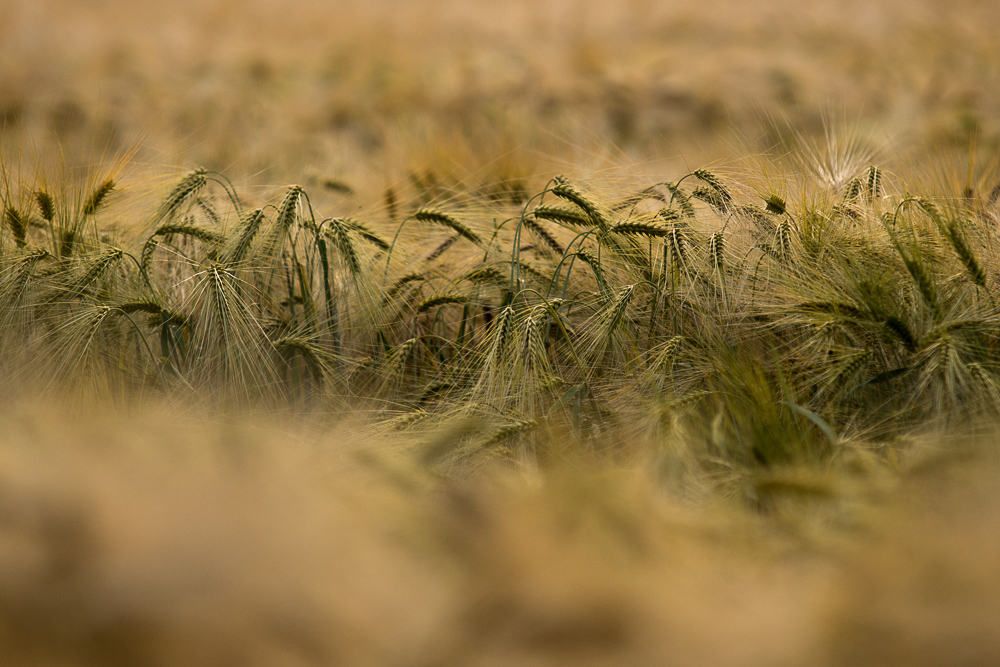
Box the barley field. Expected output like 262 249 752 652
3 0 1000 664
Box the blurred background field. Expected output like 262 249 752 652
3 0 1000 665
3 0 1000 189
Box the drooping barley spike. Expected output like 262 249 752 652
463 267 506 286
74 246 123 295
384 187 399 222
709 231 725 273
523 217 565 255
517 261 553 287
842 177 863 203
1 248 48 311
532 205 591 229
830 349 873 385
609 221 668 237
605 284 635 332
522 314 551 373
480 419 538 449
274 185 304 232
899 250 940 317
796 301 868 321
208 264 234 345
487 305 515 361
656 207 682 224
384 408 428 431
943 219 987 287
155 168 208 224
664 183 696 219
220 208 265 265
915 197 944 228
416 294 467 314
692 169 733 209
385 272 425 302
382 338 416 381
342 219 390 250
573 248 608 292
551 176 609 231
413 209 481 245
196 197 220 226
35 190 55 222
764 193 786 215
82 179 115 216
612 186 665 212
692 187 730 214
4 207 27 248
884 315 918 351
776 221 793 261
152 224 226 246
425 234 458 262
865 166 882 201
140 237 159 279
666 228 689 270
325 218 361 278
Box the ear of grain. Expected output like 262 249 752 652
709 231 725 273
35 190 55 222
609 221 668 237
154 168 208 224
866 166 882 201
4 206 27 248
551 176 609 231
416 294 467 314
532 205 591 229
82 179 115 216
221 208 265 265
325 218 362 279
523 217 565 255
692 169 733 209
413 209 481 245
765 194 786 215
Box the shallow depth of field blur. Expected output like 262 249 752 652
3 0 1000 664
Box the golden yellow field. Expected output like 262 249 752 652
3 0 1000 664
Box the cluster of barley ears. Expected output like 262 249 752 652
3 160 1000 473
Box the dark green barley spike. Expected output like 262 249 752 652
35 190 55 222
866 166 882 201
765 194 786 215
842 178 863 203
4 207 27 248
